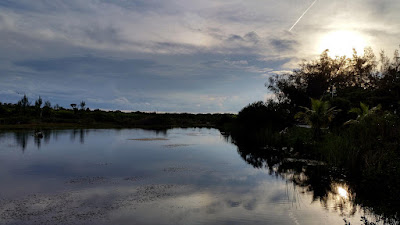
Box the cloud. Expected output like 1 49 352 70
270 38 298 52
14 56 158 74
227 34 245 42
0 0 399 112
226 32 260 45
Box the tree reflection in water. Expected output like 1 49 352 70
222 132 399 225
14 131 30 152
8 128 169 152
10 129 87 152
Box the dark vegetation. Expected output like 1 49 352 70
0 97 234 129
221 48 400 223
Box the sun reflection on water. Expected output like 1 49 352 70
337 186 348 199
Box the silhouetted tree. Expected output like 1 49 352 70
71 103 78 114
348 48 377 88
44 100 51 108
54 104 60 110
370 50 400 113
268 48 378 108
80 101 86 111
35 96 42 108
43 100 52 118
17 94 30 110
35 96 43 118
238 100 293 130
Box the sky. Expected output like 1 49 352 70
0 0 399 113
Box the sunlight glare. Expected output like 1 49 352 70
337 186 348 199
318 30 367 57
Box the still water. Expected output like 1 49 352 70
0 128 383 224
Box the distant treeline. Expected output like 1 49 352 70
0 96 234 129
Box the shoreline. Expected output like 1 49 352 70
0 122 219 130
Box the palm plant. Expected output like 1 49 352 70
344 102 382 125
295 98 339 138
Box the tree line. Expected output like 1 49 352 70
0 96 233 128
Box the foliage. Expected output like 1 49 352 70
80 101 86 110
238 100 293 131
17 95 30 111
267 48 381 108
344 102 382 125
295 98 339 138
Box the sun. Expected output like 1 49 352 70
318 30 367 57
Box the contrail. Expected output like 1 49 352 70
289 0 318 31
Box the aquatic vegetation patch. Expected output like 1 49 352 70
66 176 108 185
0 184 183 224
123 176 146 182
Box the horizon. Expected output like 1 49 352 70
1 0 399 113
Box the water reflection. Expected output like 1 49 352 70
0 128 397 224
8 129 88 151
223 132 399 224
282 164 357 217
337 186 348 199
14 131 29 151
3 128 170 152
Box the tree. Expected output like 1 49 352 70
268 50 344 106
35 96 43 118
71 103 78 114
54 104 60 110
267 48 377 108
370 49 400 113
238 100 293 130
43 100 52 118
338 48 378 89
18 95 30 108
16 94 30 113
35 96 42 108
44 100 51 108
295 98 339 138
80 101 86 111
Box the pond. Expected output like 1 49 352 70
0 128 389 224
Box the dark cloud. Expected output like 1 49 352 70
270 38 298 52
0 1 31 11
227 34 245 42
0 0 93 13
244 32 260 44
14 56 157 74
98 0 177 14
227 32 260 45
153 42 202 54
